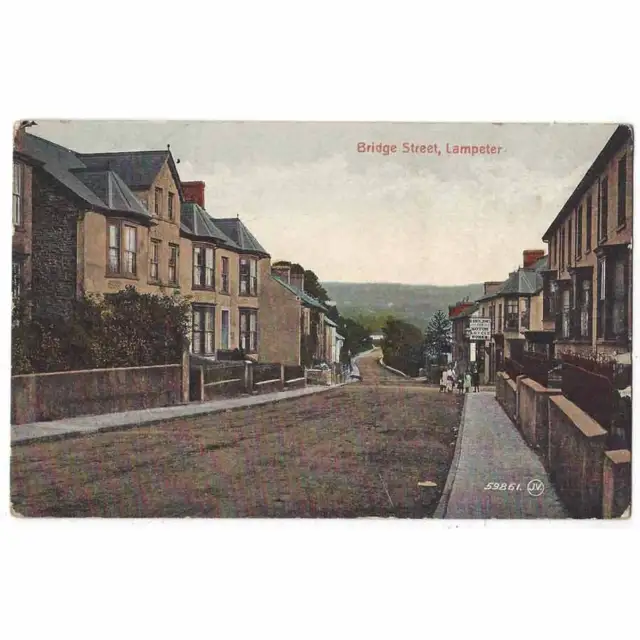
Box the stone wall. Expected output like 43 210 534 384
517 377 562 457
548 395 608 518
12 363 184 425
31 169 83 320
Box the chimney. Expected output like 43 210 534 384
182 181 205 208
272 263 291 284
523 249 546 269
290 268 305 292
483 281 503 296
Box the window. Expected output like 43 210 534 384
239 258 258 295
576 205 582 258
597 252 629 342
220 309 230 350
239 309 258 353
598 176 608 242
617 155 627 227
13 162 24 227
150 240 160 281
168 192 175 221
193 246 214 288
561 289 570 339
12 258 23 302
192 305 215 355
567 217 572 267
124 226 137 275
585 194 592 252
108 223 121 273
489 305 495 334
497 303 503 333
521 297 530 330
154 187 162 216
168 244 179 285
505 298 518 331
221 256 230 293
559 227 565 270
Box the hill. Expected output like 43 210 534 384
322 281 484 331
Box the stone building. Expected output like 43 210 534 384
541 125 633 360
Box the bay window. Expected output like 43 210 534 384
597 247 629 343
107 221 138 277
505 298 518 331
193 246 214 289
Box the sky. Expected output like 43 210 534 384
30 121 617 286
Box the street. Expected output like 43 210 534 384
11 350 463 518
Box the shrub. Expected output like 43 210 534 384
11 286 191 375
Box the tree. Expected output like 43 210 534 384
424 309 452 365
301 267 329 303
381 317 425 377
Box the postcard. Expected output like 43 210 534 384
10 120 632 519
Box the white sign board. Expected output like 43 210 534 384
468 317 492 341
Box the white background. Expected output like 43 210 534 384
1 1 638 639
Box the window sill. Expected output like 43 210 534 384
106 273 139 281
616 222 627 232
192 286 216 292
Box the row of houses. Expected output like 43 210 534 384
450 125 633 383
12 124 344 368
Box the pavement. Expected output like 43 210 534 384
434 391 567 519
11 380 358 446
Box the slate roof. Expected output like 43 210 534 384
272 275 328 312
180 202 239 247
78 149 184 200
542 125 632 241
22 134 151 219
215 218 270 257
475 255 548 301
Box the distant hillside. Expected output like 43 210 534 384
322 281 484 331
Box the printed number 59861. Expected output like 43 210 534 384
483 482 521 491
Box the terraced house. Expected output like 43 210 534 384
180 182 271 359
541 125 633 359
476 250 548 383
13 131 274 362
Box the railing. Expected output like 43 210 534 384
199 361 246 385
520 352 556 387
284 365 304 381
504 357 524 380
253 363 281 384
560 358 632 451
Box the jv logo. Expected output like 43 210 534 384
527 479 545 497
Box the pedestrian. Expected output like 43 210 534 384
446 370 454 393
457 373 464 394
464 371 472 394
440 369 447 392
473 370 480 392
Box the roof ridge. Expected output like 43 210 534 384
78 149 169 158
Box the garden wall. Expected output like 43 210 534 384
12 362 184 425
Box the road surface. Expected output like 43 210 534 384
11 349 463 518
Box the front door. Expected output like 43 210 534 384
221 309 230 350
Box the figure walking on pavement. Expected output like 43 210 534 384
464 371 472 394
473 369 480 392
